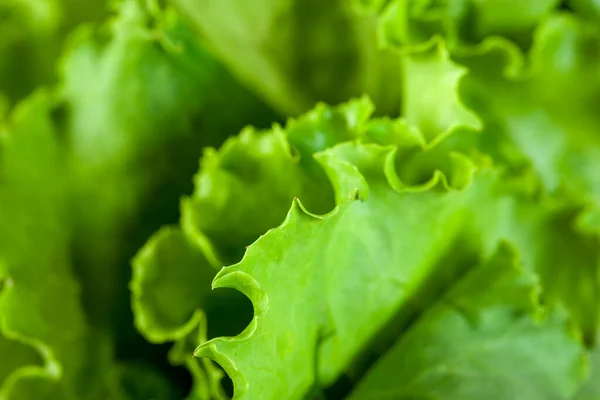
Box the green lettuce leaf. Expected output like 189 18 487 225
0 0 62 106
0 92 83 398
168 0 403 115
348 244 585 400
4 0 600 398
401 37 481 145
1 1 278 397
456 14 600 342
0 92 115 400
193 135 586 399
193 141 475 399
132 36 563 398
378 0 558 50
58 0 277 339
131 227 232 400
575 342 600 400
0 0 106 109
131 30 481 349
182 98 375 263
131 98 374 397
458 15 600 204
568 0 600 20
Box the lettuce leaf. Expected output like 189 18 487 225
458 15 600 203
575 343 600 399
131 31 479 354
192 135 586 399
568 0 600 20
131 98 375 397
0 0 106 109
3 0 600 398
132 39 485 393
378 0 558 50
131 29 600 397
401 38 481 145
59 0 277 338
348 244 584 400
456 14 600 343
1 0 278 398
0 91 113 400
167 0 403 115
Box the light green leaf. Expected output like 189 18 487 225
0 84 181 400
183 98 373 263
457 15 600 341
574 344 600 400
348 244 586 400
0 92 96 399
169 0 403 115
132 227 217 343
0 0 106 109
379 0 558 50
0 0 61 106
401 37 481 145
0 91 85 384
58 0 277 333
193 137 542 399
0 335 43 397
0 1 279 397
458 15 600 202
131 98 375 397
168 318 229 400
569 0 600 21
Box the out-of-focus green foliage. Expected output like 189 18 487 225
1 0 276 398
170 0 404 115
0 0 106 111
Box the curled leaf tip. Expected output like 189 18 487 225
213 270 269 316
